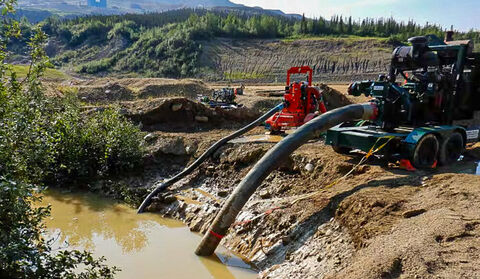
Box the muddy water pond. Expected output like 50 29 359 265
39 190 257 279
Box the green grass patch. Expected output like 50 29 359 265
282 34 389 44
10 64 70 80
224 71 266 80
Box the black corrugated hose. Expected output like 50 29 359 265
195 103 377 256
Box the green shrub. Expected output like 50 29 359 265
107 20 138 41
0 177 119 278
50 94 144 183
78 57 116 74
0 82 144 183
69 20 110 46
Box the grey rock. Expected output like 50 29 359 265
218 190 229 198
195 116 209 123
143 133 155 142
171 103 183 111
305 163 314 172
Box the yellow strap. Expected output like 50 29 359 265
291 135 395 204
366 136 395 159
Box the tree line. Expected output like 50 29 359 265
10 8 479 78
40 8 479 42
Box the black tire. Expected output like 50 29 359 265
412 134 439 169
439 132 464 166
332 145 352 155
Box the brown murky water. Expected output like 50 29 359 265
229 134 286 144
39 190 257 279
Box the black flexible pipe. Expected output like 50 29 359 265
137 103 285 213
195 103 376 256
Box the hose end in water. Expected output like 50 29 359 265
195 231 223 256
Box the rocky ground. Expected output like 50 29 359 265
51 77 480 278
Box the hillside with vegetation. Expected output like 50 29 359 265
9 7 480 81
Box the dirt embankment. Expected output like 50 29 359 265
64 78 267 131
200 38 393 83
73 78 212 104
69 78 353 131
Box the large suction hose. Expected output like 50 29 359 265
195 103 377 256
137 103 285 213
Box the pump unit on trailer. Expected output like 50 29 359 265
326 32 480 169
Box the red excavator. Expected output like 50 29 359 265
265 66 327 133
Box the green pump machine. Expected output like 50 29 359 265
326 32 480 169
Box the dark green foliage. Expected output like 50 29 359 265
115 24 201 77
0 79 144 184
50 94 144 182
78 57 116 74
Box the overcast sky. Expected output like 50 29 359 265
230 0 479 31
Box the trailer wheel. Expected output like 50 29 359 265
332 145 352 155
439 132 464 166
412 134 439 169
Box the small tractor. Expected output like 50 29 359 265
199 86 243 108
326 32 480 169
265 66 327 133
212 87 236 104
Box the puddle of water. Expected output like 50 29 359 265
444 155 480 175
460 161 480 175
38 190 257 279
229 134 285 144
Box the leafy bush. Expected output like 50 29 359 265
0 6 144 185
0 178 119 278
50 93 144 183
0 8 144 183
78 57 116 74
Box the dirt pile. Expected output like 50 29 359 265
318 83 353 110
67 78 270 132
124 97 261 131
74 78 212 104
73 78 353 134
77 82 135 103
331 173 480 278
